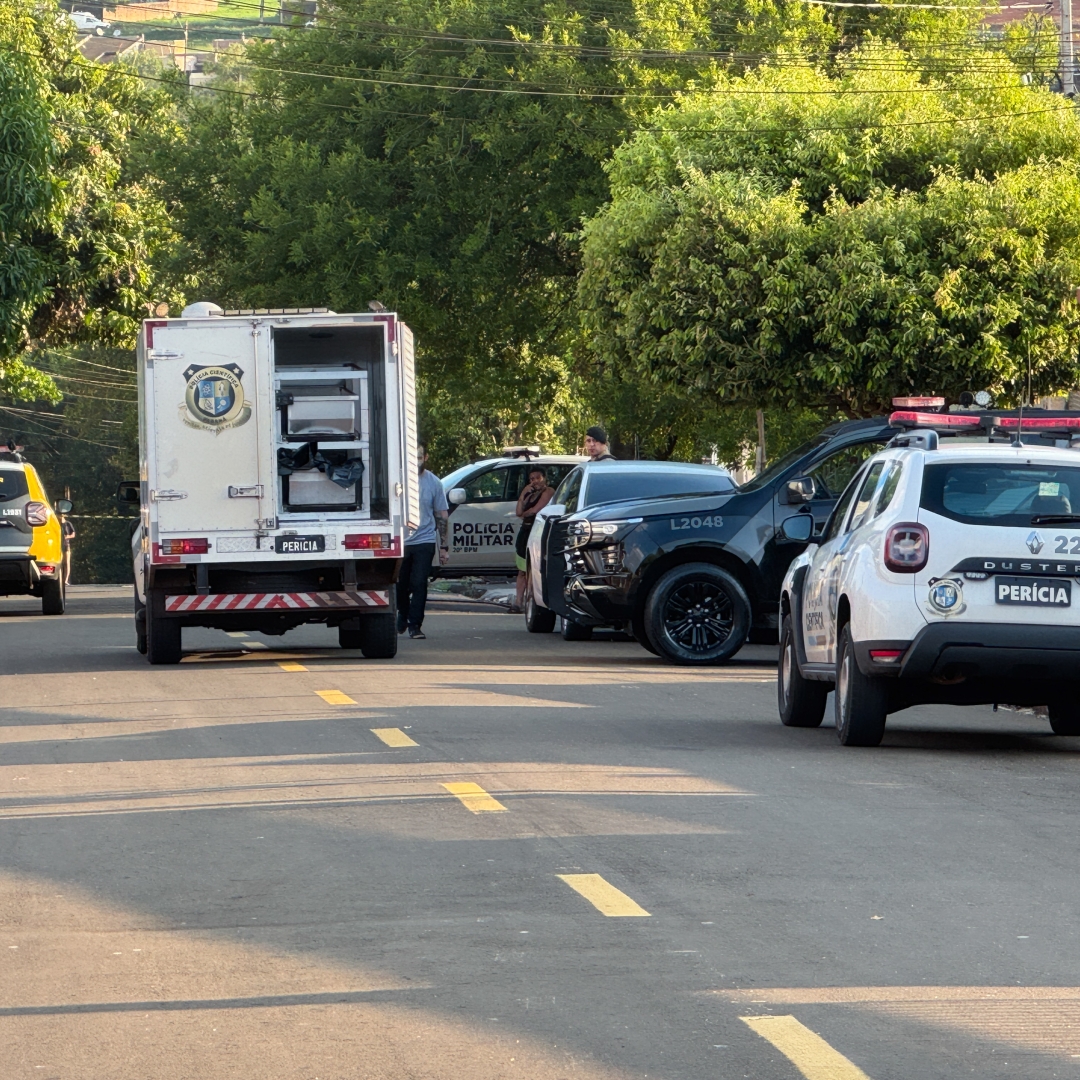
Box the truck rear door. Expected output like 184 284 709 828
148 321 271 533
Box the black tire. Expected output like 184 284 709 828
41 577 65 616
146 595 182 665
643 563 750 666
561 617 593 641
525 591 556 634
340 614 398 659
835 623 887 746
134 586 147 655
778 614 828 728
1048 701 1080 735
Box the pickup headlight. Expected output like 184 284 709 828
566 518 642 549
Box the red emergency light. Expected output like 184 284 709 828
994 415 1080 430
160 538 211 555
889 411 981 429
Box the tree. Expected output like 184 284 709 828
579 48 1080 415
0 0 186 404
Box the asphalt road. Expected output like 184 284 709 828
3 587 1080 1079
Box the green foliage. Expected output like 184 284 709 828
0 0 187 397
580 49 1080 415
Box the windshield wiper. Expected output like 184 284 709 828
1031 514 1080 525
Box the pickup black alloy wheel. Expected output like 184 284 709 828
146 594 182 665
525 580 556 634
1048 701 1080 736
41 577 64 616
644 563 750 666
339 613 398 658
561 617 593 641
835 623 887 746
778 615 828 727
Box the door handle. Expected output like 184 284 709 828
151 489 187 502
228 485 264 498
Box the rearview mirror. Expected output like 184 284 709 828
778 514 815 543
448 487 467 505
782 476 816 504
116 480 140 505
54 499 73 514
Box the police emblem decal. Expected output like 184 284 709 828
180 363 251 432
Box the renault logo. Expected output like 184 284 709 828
1026 530 1045 555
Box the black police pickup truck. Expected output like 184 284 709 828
536 418 895 664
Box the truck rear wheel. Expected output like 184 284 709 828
340 614 398 659
146 594 182 665
41 577 65 616
644 563 750 666
1048 701 1080 736
778 615 828 727
134 586 147 654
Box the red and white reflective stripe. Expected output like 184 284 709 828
165 590 389 612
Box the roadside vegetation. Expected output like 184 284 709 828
3 0 1080 579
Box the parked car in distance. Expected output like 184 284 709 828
526 460 737 640
67 10 110 31
532 418 898 662
439 452 585 577
780 405 1080 745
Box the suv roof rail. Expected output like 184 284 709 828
888 429 939 450
500 445 542 459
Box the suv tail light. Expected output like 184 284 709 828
884 523 929 573
160 538 210 555
24 501 48 526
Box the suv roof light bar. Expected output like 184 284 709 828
889 410 981 429
892 397 946 409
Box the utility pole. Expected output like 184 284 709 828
1062 0 1075 96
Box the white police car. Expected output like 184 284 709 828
778 403 1080 745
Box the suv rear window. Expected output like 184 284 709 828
922 462 1080 526
0 470 28 502
585 469 732 507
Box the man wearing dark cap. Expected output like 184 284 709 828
584 426 616 461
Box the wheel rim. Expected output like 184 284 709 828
662 579 734 653
781 638 793 706
837 650 851 731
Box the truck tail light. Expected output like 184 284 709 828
25 501 48 526
344 533 391 550
160 538 210 555
884 523 928 573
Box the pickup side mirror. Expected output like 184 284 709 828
782 476 816 504
778 514 815 543
116 480 140 506
54 499 73 514
448 487 467 506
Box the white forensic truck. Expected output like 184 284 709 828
123 302 420 664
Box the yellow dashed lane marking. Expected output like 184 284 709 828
441 782 507 813
740 1015 872 1080
277 662 307 672
225 632 248 639
372 727 418 748
316 689 357 706
557 874 650 917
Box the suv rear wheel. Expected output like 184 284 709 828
835 623 887 746
644 563 750 666
778 614 828 727
41 577 65 616
1048 701 1080 736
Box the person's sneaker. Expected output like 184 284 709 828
408 627 426 639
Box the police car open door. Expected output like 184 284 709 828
146 321 273 533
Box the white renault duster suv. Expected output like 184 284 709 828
778 409 1080 745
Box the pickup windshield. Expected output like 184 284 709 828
738 436 831 492
922 462 1080 526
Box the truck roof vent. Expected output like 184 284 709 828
180 301 224 318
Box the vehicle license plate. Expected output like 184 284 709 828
995 576 1071 607
275 534 325 554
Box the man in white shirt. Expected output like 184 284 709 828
397 444 449 639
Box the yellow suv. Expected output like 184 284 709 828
0 449 71 615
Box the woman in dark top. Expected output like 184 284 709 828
513 465 554 612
